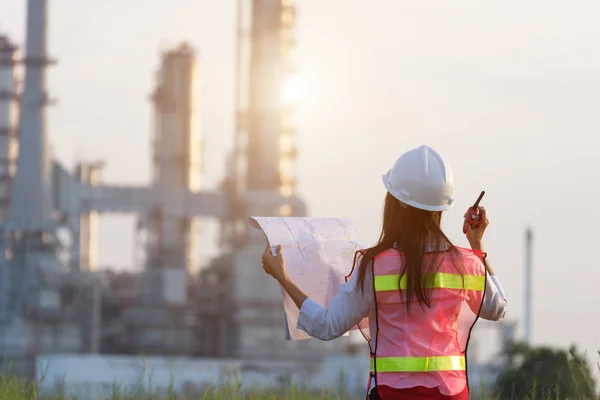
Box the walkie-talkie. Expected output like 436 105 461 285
463 191 485 234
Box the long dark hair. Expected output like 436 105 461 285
355 192 464 312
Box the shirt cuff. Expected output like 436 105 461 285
296 298 323 333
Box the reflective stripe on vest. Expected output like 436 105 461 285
374 272 485 292
370 355 466 373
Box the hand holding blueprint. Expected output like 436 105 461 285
249 217 365 341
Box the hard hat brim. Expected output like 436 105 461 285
382 173 454 212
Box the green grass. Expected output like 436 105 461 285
0 374 589 400
0 375 574 400
0 365 364 400
0 365 591 400
0 373 362 400
0 372 558 400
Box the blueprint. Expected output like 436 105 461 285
249 217 365 341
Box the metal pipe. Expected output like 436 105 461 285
524 227 533 345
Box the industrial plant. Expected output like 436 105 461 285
0 0 521 394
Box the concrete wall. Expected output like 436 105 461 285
35 354 370 399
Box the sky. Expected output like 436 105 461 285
2 0 600 369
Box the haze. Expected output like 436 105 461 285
2 0 599 368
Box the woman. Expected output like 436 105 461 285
261 145 507 400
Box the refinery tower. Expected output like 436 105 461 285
0 0 345 376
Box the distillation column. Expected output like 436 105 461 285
0 33 20 374
126 44 201 355
1 0 101 376
8 0 55 232
148 43 200 277
0 36 20 223
233 0 298 210
230 0 342 360
231 0 298 359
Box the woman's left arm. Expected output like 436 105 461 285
262 245 372 341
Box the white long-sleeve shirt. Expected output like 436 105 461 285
297 262 508 342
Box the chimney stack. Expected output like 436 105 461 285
8 0 56 232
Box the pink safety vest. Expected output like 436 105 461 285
347 247 487 397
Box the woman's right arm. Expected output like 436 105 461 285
464 207 508 321
479 257 508 321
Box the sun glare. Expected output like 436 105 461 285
280 73 305 105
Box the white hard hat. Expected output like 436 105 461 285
382 145 455 212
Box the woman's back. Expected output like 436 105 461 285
368 247 486 396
